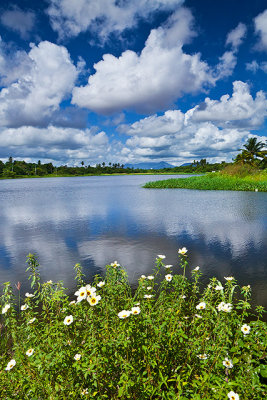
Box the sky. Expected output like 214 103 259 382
0 0 266 166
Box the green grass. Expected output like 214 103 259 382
143 171 267 192
0 252 266 399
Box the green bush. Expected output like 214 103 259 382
0 251 266 399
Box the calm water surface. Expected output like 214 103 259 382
0 175 266 309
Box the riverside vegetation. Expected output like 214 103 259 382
143 165 267 191
0 251 266 399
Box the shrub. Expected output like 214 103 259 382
0 252 266 399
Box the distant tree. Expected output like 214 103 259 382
102 162 105 168
81 161 84 167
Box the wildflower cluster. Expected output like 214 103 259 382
0 251 266 399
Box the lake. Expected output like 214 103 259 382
0 175 266 310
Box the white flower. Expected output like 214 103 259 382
97 281 105 288
111 261 120 268
5 359 16 371
146 286 152 290
196 302 206 310
241 324 251 335
193 266 200 272
69 300 76 305
26 348 34 357
21 304 29 311
144 294 153 299
197 354 208 359
215 285 223 291
76 286 87 302
223 357 233 368
165 274 173 282
222 303 232 312
28 317 36 324
74 354 81 361
118 310 131 319
147 275 154 280
157 255 166 259
46 280 53 284
64 315 73 325
81 388 89 395
135 302 140 305
195 314 203 319
178 247 187 255
85 284 96 297
217 302 232 312
131 306 141 315
140 275 146 279
181 295 186 299
224 276 234 281
87 294 101 306
2 304 10 314
228 391 239 400
25 293 34 298
164 265 173 269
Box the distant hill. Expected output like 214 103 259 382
124 161 175 169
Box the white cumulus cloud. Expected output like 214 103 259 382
254 9 267 51
0 41 78 127
47 0 184 40
119 81 267 164
72 8 236 115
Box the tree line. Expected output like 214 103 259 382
0 138 265 179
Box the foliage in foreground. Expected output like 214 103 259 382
0 251 266 399
143 169 267 191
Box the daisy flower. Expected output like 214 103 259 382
131 306 141 315
223 357 233 368
75 287 87 302
26 348 34 357
2 304 10 314
85 284 96 297
157 255 166 259
241 324 251 335
228 391 239 400
222 303 232 312
196 302 206 310
144 294 153 299
28 317 36 324
21 304 29 311
111 261 120 268
215 285 223 291
197 354 208 359
178 247 187 255
164 265 173 269
5 359 16 371
146 286 152 290
87 294 101 306
147 275 154 280
64 315 73 325
165 274 173 282
193 266 200 272
224 276 234 281
118 310 131 319
25 293 34 298
74 354 81 361
97 281 105 288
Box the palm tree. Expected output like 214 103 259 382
242 137 266 157
236 138 266 165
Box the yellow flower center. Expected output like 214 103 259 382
91 298 96 304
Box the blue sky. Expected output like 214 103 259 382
0 0 266 166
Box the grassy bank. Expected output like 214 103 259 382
0 252 266 399
143 169 267 192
